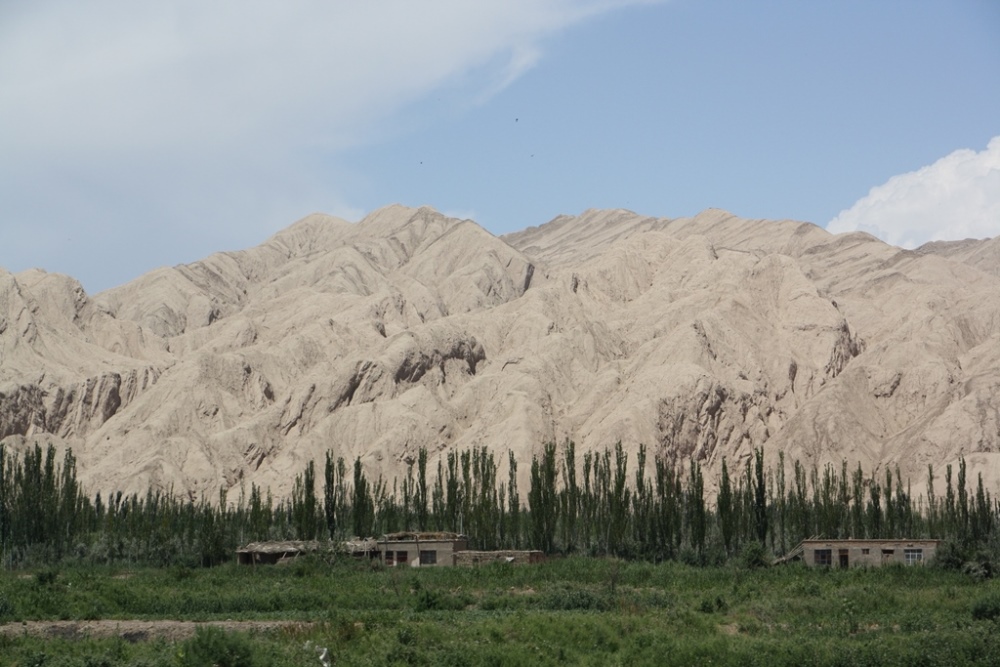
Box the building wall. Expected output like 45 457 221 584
378 537 469 567
801 540 939 568
236 540 378 565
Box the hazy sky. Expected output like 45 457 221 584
2 0 998 293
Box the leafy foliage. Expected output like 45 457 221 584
1 441 999 570
971 593 1000 621
179 627 256 667
1 558 999 666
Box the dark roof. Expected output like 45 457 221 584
798 538 941 545
380 531 466 542
237 538 378 554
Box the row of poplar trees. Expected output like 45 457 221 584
0 441 997 568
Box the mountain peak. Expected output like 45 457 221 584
2 206 1000 499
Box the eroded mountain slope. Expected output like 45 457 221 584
2 205 998 498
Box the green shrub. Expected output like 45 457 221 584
787 577 823 598
179 627 256 667
971 594 1000 621
541 586 611 611
0 594 15 621
679 548 701 567
414 588 467 612
738 542 770 570
961 550 995 582
415 589 443 611
963 561 992 582
899 610 936 632
924 541 995 583
35 569 59 586
698 596 727 614
289 553 327 578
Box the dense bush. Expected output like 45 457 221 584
0 559 999 665
542 585 612 611
738 541 770 570
971 594 1000 621
179 627 256 667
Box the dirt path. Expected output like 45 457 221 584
0 620 316 642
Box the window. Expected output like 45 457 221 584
384 552 394 566
814 549 832 566
396 551 409 565
861 548 870 555
419 550 438 565
904 549 923 565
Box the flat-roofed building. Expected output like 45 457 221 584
779 539 941 568
377 531 469 567
236 538 377 565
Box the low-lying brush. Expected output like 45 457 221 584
1 557 998 666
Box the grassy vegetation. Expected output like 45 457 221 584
1 556 999 666
2 441 999 664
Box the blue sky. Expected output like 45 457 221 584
1 0 998 293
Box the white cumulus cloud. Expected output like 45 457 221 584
827 137 1000 248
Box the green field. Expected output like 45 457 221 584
1 557 999 666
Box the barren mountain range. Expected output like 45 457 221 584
2 205 999 500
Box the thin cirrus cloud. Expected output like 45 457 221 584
0 0 656 292
827 137 1000 249
0 0 649 155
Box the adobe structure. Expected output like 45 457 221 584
237 533 545 568
779 539 941 568
377 531 469 567
236 538 377 565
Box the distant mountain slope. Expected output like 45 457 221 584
2 205 998 498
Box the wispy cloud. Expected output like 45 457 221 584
827 137 1000 248
0 0 654 291
472 43 543 106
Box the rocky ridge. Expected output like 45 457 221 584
1 205 998 498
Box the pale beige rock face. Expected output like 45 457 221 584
2 205 998 499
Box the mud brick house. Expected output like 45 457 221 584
239 533 544 568
377 531 468 567
779 539 941 568
236 538 377 565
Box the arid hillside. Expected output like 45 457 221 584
2 205 998 498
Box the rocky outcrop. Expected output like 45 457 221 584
0 384 47 439
0 367 161 440
824 321 864 379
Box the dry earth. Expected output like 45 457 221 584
0 619 313 642
2 205 999 498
